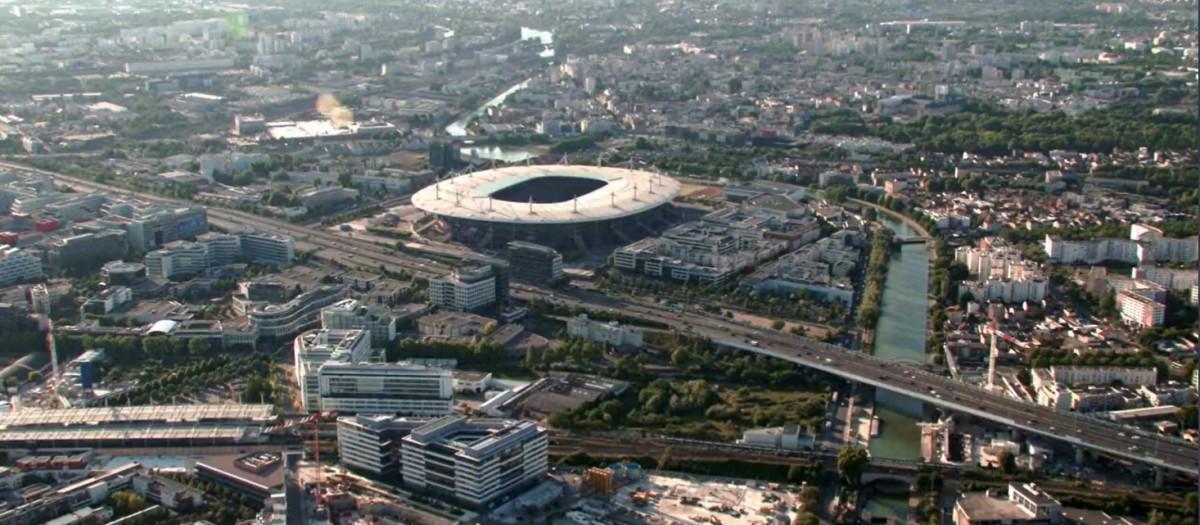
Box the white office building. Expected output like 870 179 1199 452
197 232 242 266
144 241 210 279
238 230 295 265
293 328 373 411
320 298 397 345
0 247 42 286
317 362 453 415
566 314 644 348
401 416 548 508
429 266 496 312
250 285 345 339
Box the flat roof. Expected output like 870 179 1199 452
195 453 285 492
0 404 275 428
0 424 256 443
412 165 681 225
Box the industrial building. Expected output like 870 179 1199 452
0 404 276 451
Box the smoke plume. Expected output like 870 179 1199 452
316 94 354 126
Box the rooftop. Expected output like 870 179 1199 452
0 404 275 428
412 165 680 225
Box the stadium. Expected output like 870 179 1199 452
412 165 682 250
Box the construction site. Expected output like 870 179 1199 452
608 473 801 525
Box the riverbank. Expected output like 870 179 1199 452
849 198 933 240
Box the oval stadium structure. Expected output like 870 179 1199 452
412 165 681 249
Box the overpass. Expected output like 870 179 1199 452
515 286 1199 478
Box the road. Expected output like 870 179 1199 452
5 160 1196 477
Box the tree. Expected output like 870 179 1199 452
787 464 809 483
338 172 353 188
728 78 743 93
798 485 820 511
483 322 497 335
794 512 819 525
109 491 147 517
998 450 1016 474
188 337 212 356
26 371 41 383
837 445 869 487
3 377 16 388
771 320 785 330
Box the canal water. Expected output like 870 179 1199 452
441 27 553 162
868 214 930 461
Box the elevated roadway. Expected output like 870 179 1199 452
5 161 1195 477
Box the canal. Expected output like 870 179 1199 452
868 214 930 462
442 27 554 162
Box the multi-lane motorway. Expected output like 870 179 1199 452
5 161 1195 477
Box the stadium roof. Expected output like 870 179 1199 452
412 165 681 225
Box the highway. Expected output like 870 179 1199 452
5 160 1196 477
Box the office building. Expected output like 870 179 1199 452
566 314 644 348
320 298 397 345
317 362 454 415
0 247 41 286
121 205 208 251
47 230 128 271
81 286 132 315
401 416 548 509
506 241 563 285
428 141 462 170
237 230 294 265
144 241 209 279
293 328 372 411
249 285 346 339
429 265 496 312
100 261 147 286
337 415 428 477
195 452 285 503
1047 366 1157 387
197 232 241 266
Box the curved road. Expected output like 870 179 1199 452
6 161 1195 477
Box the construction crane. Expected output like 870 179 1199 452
655 446 672 477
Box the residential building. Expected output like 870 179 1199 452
237 230 294 265
320 298 397 345
1047 366 1157 387
1131 224 1198 265
144 241 209 279
1043 235 1138 265
1118 288 1167 328
400 416 548 508
293 328 373 411
317 362 454 415
429 266 496 312
566 314 644 348
249 285 345 339
506 241 563 285
0 247 41 286
1131 267 1198 292
131 473 203 510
